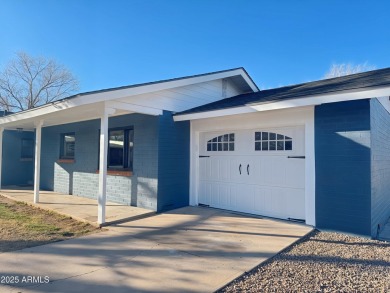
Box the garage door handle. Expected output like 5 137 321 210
287 156 305 159
247 164 250 175
239 164 242 174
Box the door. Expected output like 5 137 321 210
198 126 305 220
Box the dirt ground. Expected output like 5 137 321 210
220 230 390 293
0 195 99 253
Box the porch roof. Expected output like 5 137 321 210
0 67 257 130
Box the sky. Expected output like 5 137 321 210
1 0 390 93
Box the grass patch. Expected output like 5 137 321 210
0 195 99 252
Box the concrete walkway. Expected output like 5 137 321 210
0 206 312 293
0 187 154 226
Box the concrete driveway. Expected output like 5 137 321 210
0 206 312 293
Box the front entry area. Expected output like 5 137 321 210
198 126 305 221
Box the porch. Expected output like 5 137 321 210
0 186 154 226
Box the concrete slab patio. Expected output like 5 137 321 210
0 206 312 293
0 187 154 226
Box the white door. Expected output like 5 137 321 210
198 126 305 220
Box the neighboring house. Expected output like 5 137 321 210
1 67 390 238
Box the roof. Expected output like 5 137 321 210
175 67 390 116
0 67 258 130
58 67 259 102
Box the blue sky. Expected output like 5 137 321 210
1 0 390 92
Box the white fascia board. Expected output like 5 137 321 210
0 103 68 125
238 68 259 92
250 86 390 112
175 86 390 121
174 106 257 121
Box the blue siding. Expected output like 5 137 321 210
157 111 190 212
40 114 159 210
370 98 390 237
315 99 371 236
1 130 34 186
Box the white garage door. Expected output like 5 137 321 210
198 126 305 221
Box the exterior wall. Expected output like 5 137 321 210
157 111 190 212
315 99 371 236
370 98 390 237
2 130 34 186
40 114 159 210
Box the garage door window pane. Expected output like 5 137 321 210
223 143 229 151
255 142 261 151
262 141 268 151
207 133 235 152
269 141 276 150
285 140 292 150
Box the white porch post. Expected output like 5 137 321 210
98 108 110 225
34 120 43 203
0 128 4 190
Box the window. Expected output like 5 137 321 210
255 131 292 151
60 133 75 159
108 128 134 170
207 133 234 151
21 139 34 159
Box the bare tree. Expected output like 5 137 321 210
0 52 79 112
324 62 376 79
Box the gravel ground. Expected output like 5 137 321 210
220 230 390 293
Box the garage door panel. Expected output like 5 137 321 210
199 158 211 181
285 160 305 188
198 181 210 206
219 184 229 207
199 126 305 221
287 188 305 219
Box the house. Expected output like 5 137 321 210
0 68 257 224
1 67 390 238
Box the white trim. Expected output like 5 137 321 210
189 107 315 225
175 86 390 121
304 110 316 226
98 109 109 225
33 120 43 203
174 106 256 121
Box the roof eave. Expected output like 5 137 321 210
174 86 390 121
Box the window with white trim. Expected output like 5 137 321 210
108 128 134 170
60 133 75 159
255 132 292 151
207 133 235 151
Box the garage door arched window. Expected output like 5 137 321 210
207 133 234 151
255 131 292 151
